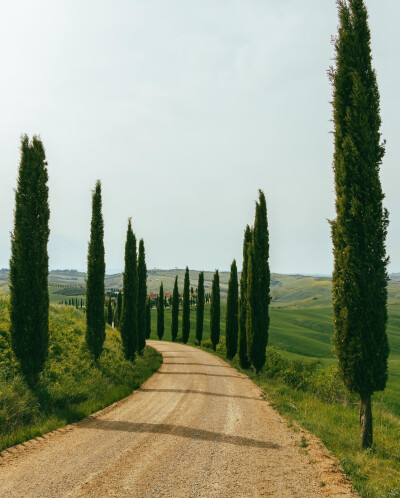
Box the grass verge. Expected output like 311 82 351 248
0 298 162 452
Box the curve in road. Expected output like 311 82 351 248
0 341 354 497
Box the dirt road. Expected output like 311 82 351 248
0 341 354 497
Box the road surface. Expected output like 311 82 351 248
0 341 354 497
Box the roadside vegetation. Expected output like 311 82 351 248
0 298 162 452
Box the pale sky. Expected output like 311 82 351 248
1 1 399 274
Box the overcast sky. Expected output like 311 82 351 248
1 1 399 274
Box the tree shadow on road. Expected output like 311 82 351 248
155 371 245 379
80 419 279 449
138 387 262 401
163 362 230 368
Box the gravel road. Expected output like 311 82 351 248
0 341 355 497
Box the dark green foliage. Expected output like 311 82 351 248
239 225 252 369
146 298 151 339
120 219 138 361
9 135 50 387
107 299 113 326
115 291 122 328
196 271 205 346
226 260 239 360
171 276 179 341
182 267 190 343
157 283 164 340
330 0 389 448
137 239 147 354
247 190 270 374
85 180 106 361
210 270 220 351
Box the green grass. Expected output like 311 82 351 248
148 302 400 496
0 297 162 452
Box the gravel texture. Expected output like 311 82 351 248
0 341 356 497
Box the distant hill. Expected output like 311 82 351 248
2 268 400 307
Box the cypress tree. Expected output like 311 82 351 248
137 238 147 354
210 270 220 351
120 219 138 361
115 290 122 328
196 271 205 346
9 135 50 387
107 298 113 326
246 190 270 374
85 180 106 361
182 266 190 343
157 283 164 340
226 260 239 360
330 0 389 449
146 298 151 339
238 226 252 369
171 276 179 341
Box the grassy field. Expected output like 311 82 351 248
0 298 162 452
147 302 400 496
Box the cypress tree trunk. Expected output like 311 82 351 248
226 260 239 360
137 239 147 354
157 283 164 340
120 219 138 361
9 135 50 387
85 180 106 361
182 267 190 343
238 226 252 369
146 298 151 339
247 191 270 374
331 0 389 449
171 276 179 341
196 271 205 346
210 270 220 351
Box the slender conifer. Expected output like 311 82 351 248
85 180 106 360
246 190 270 374
137 239 147 354
226 260 239 360
210 270 220 351
238 226 252 369
107 298 113 326
196 271 205 346
146 298 151 339
157 283 164 340
171 276 179 341
330 0 389 449
9 135 50 387
182 267 190 343
120 219 138 361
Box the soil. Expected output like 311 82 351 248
0 341 356 497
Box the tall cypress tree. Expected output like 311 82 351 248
210 270 220 351
146 298 151 339
107 298 113 326
171 276 179 341
247 190 270 374
120 219 138 361
226 260 239 360
85 180 106 360
238 226 252 369
9 135 50 387
157 282 164 340
137 239 147 354
115 290 122 328
330 0 389 449
196 271 205 346
182 266 190 343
